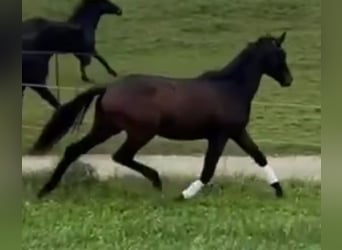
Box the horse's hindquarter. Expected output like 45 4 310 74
22 18 59 35
101 78 166 129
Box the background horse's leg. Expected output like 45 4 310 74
38 128 112 198
22 86 26 110
32 86 61 109
112 132 162 190
181 134 228 200
233 130 283 197
76 54 93 83
94 51 117 77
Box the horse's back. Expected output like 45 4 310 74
100 74 226 138
104 73 220 106
22 17 51 35
103 74 180 107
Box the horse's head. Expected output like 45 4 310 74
79 0 122 16
96 0 122 16
257 32 293 87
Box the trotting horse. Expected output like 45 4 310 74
22 23 91 109
22 0 122 83
30 32 293 200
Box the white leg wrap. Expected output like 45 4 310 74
264 165 279 184
182 180 205 199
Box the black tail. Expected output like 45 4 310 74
29 87 106 154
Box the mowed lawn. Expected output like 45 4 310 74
22 174 321 250
22 0 321 155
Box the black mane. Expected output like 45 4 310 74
198 35 274 81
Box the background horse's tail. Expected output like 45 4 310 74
29 87 106 154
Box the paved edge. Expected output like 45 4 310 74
22 155 321 181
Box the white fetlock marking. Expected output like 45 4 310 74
264 165 279 184
182 180 204 199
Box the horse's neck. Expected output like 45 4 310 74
235 64 262 101
222 56 264 103
68 10 102 31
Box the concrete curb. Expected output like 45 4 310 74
22 155 321 181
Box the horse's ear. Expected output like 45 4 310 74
276 32 287 46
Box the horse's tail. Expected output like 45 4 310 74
29 87 106 154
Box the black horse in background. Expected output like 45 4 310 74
22 0 123 83
22 23 91 109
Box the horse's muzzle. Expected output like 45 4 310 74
116 9 123 16
281 73 293 87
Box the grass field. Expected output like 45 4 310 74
22 174 321 250
22 0 321 155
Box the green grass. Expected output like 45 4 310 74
22 0 321 155
22 174 321 250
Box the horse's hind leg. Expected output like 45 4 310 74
112 132 162 190
22 86 26 109
32 86 61 110
37 128 112 198
233 130 283 198
76 54 92 83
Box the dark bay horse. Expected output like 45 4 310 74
22 23 91 109
22 0 122 83
30 33 293 200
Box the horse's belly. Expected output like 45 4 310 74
158 129 207 140
157 116 211 140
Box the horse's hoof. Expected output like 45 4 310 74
27 148 44 156
37 189 47 199
153 182 163 192
275 189 284 198
109 70 118 77
271 182 284 198
152 178 163 191
82 77 95 83
174 194 185 202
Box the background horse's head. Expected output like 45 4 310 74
255 32 293 87
80 0 122 16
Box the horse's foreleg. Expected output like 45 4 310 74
181 134 228 200
233 130 283 198
94 52 117 77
